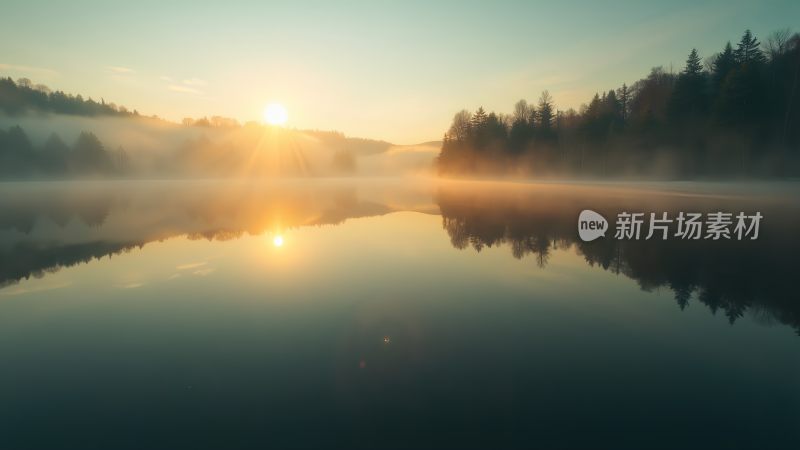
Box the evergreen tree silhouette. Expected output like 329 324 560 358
734 30 767 65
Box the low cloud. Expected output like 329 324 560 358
182 78 207 87
0 63 58 78
107 66 134 74
0 281 71 297
192 268 216 277
160 75 208 94
169 84 201 94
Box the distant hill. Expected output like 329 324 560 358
0 76 444 178
0 77 137 117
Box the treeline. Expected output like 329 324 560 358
0 76 231 125
438 29 800 178
0 77 139 117
0 126 129 178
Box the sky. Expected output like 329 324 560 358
0 0 797 144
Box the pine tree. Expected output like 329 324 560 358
684 48 703 76
605 89 622 125
471 107 488 128
734 30 766 65
537 91 554 131
616 84 629 124
471 107 489 150
712 42 736 85
671 49 709 119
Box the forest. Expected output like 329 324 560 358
438 29 800 178
0 76 139 117
0 126 129 177
0 76 141 177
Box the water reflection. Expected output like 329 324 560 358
437 182 800 334
1 179 798 334
0 180 434 289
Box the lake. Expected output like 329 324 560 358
1 179 798 449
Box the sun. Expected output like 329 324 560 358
273 235 284 247
263 103 288 126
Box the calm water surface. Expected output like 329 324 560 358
0 179 798 449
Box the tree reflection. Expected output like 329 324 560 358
0 181 418 289
1 180 798 335
437 184 800 334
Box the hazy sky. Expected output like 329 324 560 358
1 0 797 143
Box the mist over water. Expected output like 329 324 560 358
0 112 439 179
3 178 798 326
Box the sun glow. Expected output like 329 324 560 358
263 103 288 126
273 235 284 247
